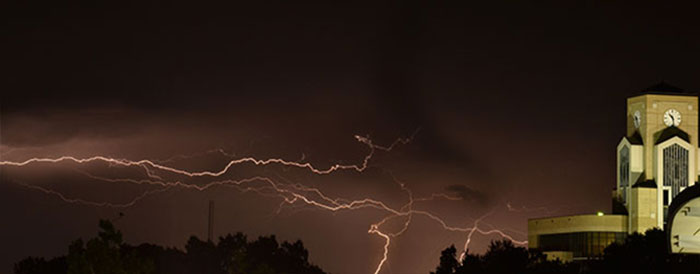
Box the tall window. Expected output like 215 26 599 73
619 146 629 201
663 144 688 199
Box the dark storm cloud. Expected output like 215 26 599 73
4 1 700 273
445 184 490 206
1 109 148 147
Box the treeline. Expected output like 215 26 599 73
432 228 700 274
20 221 700 274
15 220 326 274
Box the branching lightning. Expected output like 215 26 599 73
1 130 528 274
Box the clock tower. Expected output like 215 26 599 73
617 82 699 233
529 83 700 261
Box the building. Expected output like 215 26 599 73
528 83 700 261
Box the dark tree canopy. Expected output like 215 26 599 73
431 240 572 274
15 220 326 274
433 228 700 274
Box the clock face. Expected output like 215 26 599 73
633 110 641 128
663 109 682 127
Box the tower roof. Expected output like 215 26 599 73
641 82 692 95
631 173 656 188
655 126 690 145
632 179 657 188
627 131 644 145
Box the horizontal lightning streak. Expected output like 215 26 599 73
2 130 528 274
0 130 418 178
17 182 174 208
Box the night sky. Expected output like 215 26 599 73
3 2 700 273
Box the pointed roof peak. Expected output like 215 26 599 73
642 81 688 95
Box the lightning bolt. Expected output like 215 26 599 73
0 130 418 177
0 130 527 274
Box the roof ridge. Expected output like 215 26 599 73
642 81 686 94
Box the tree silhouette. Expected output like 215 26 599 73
431 245 458 274
433 229 700 274
65 220 154 274
13 257 66 274
480 240 530 274
15 220 327 274
590 228 700 274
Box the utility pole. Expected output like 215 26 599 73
208 200 214 242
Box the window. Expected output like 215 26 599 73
619 146 629 188
663 144 688 200
619 146 629 202
538 232 626 258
